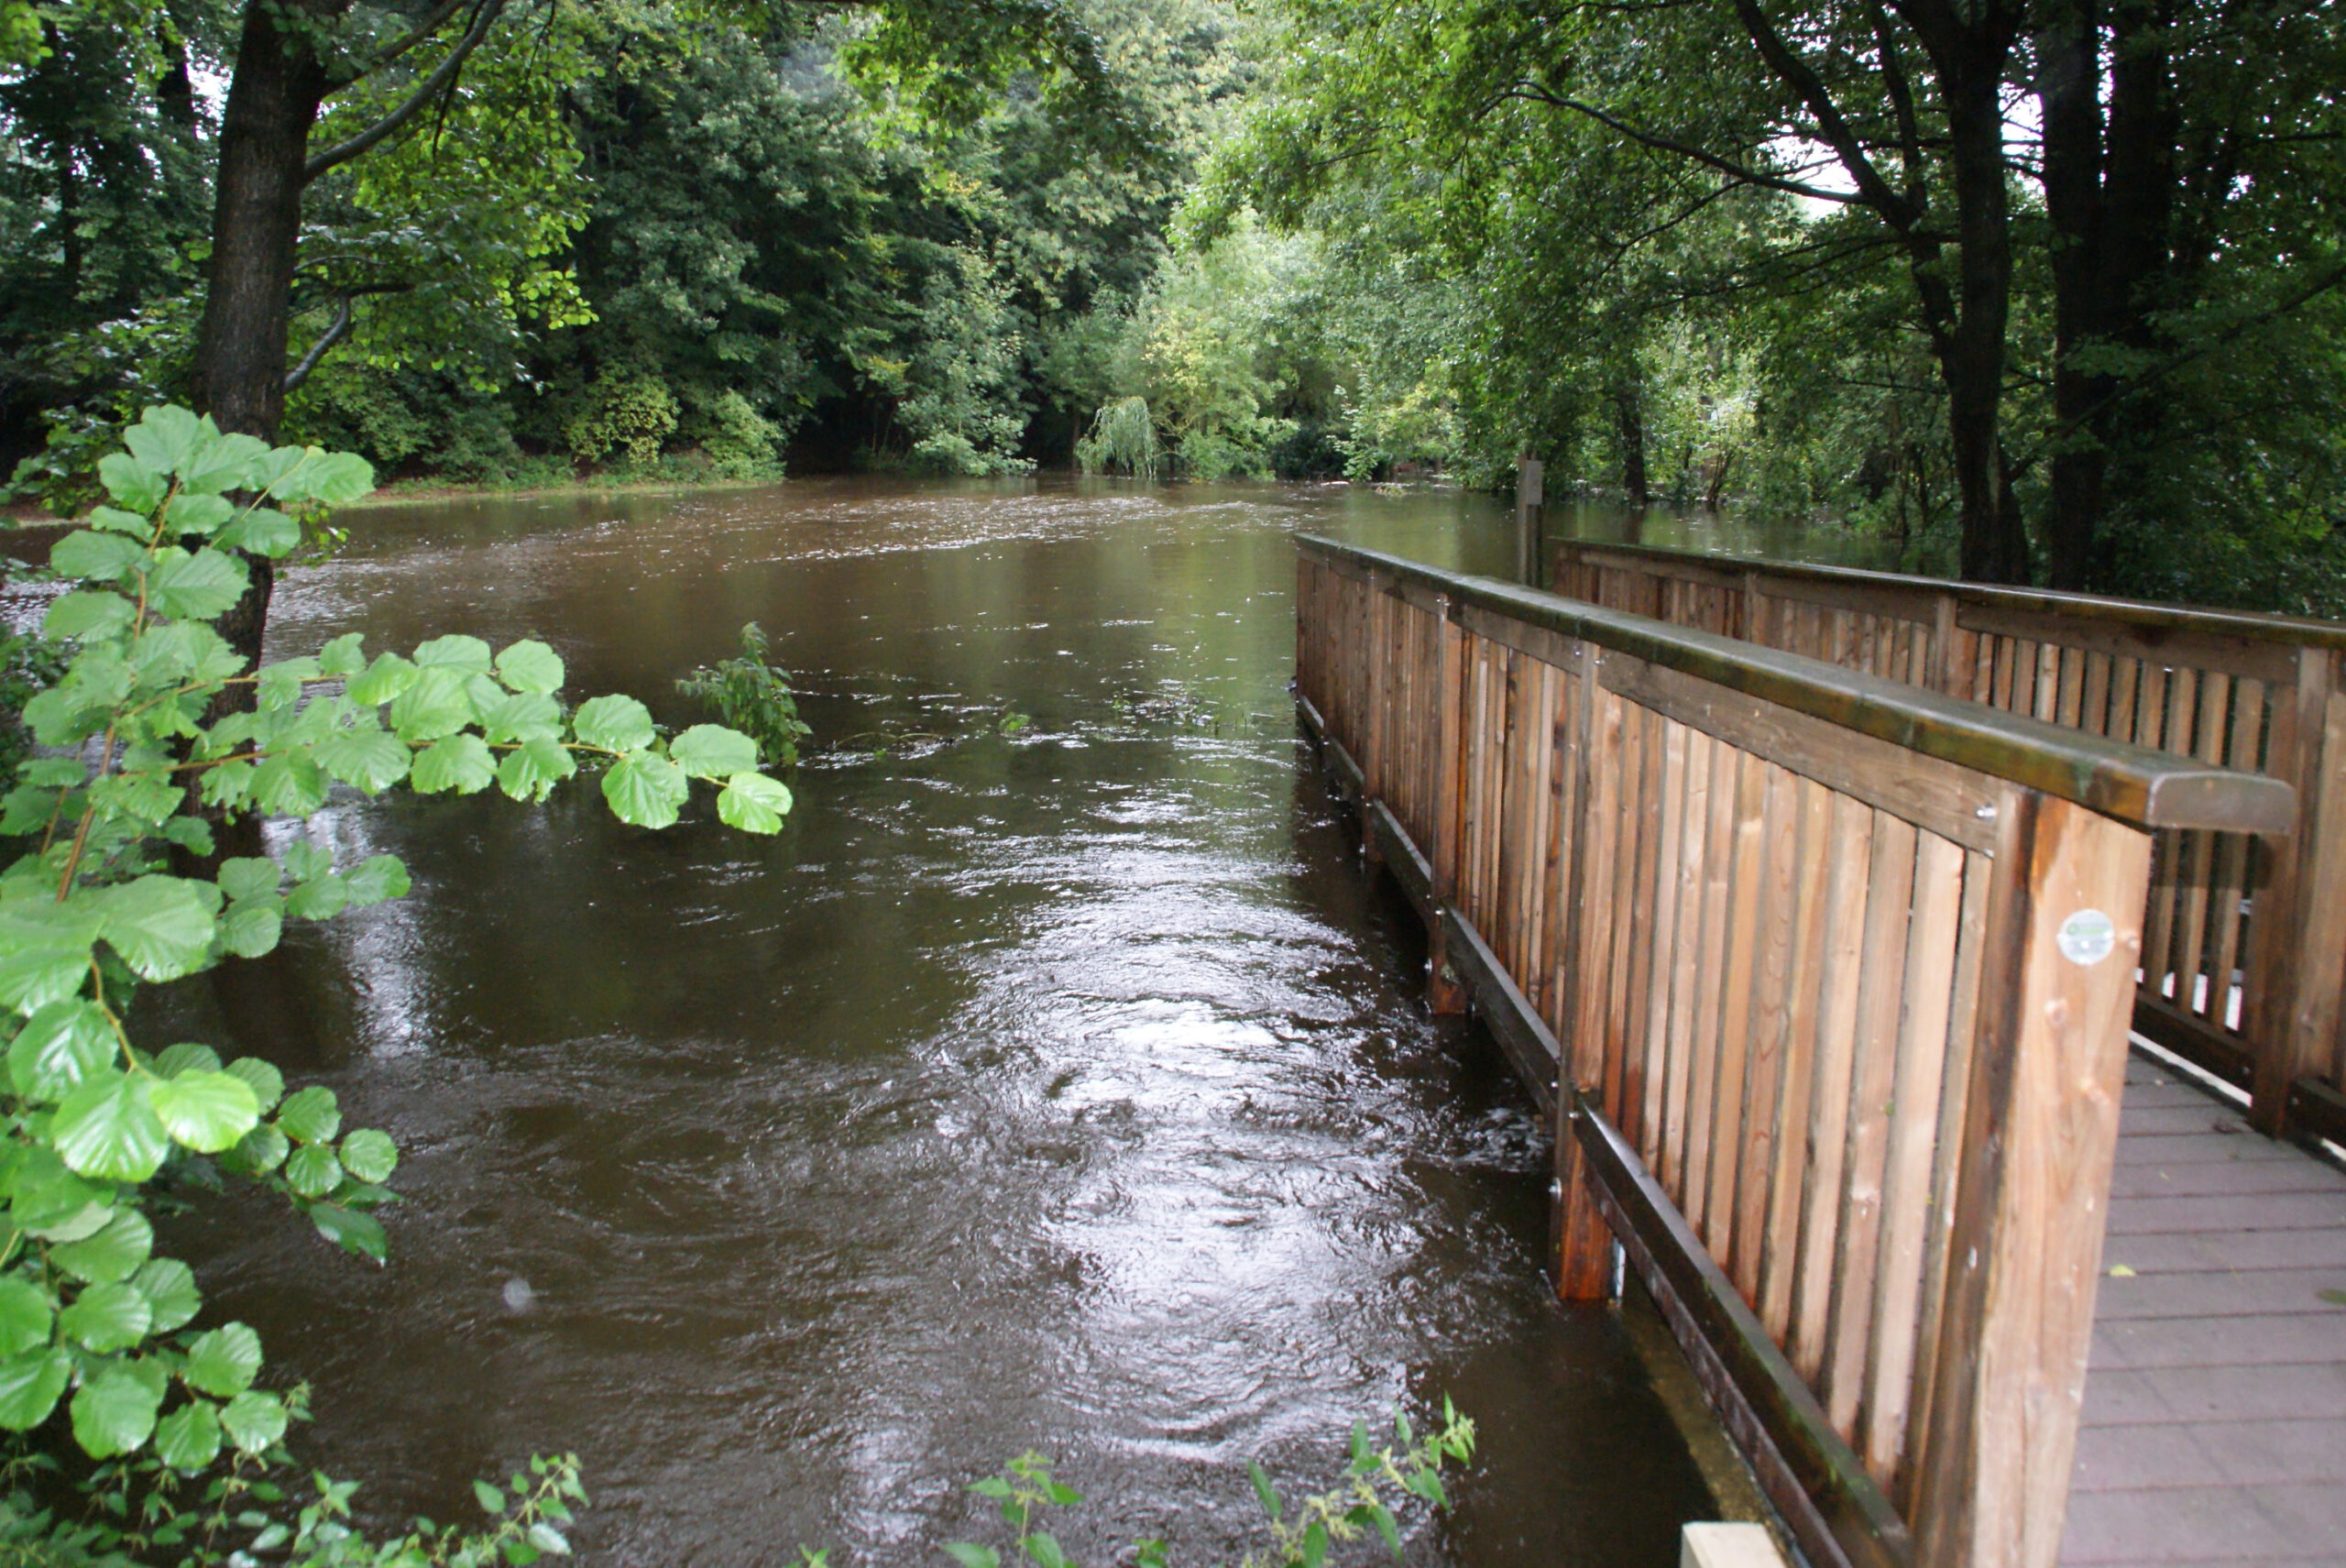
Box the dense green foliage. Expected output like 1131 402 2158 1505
1215 0 2346 606
7 0 2343 586
0 406 790 1559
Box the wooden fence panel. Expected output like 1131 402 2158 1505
1553 539 2346 1143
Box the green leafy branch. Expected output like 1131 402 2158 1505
0 405 798 1563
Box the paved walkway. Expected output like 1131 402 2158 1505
2059 1058 2346 1565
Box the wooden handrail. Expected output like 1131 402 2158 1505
1307 538 2294 835
1551 537 2346 651
1549 537 2346 1146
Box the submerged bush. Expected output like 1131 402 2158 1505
1075 397 1164 480
675 622 812 768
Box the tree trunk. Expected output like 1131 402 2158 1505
191 0 331 673
2036 0 2107 591
1613 383 1649 507
1940 56 2031 583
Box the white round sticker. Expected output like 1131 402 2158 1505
2057 909 2117 967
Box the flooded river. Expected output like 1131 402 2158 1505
154 478 1880 1565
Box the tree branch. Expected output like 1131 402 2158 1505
304 0 509 184
1503 83 1865 205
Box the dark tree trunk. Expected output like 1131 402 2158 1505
2039 0 2176 590
1613 383 1649 507
2037 0 2106 590
1940 57 2031 583
191 1 332 674
192 2 329 443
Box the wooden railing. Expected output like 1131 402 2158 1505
1295 537 2294 1568
1551 539 2346 1144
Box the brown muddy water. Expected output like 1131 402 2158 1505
148 478 1886 1566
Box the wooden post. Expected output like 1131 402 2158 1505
1427 600 1471 1014
1554 643 1619 1299
1911 789 2154 1568
2247 648 2346 1134
1516 455 1544 587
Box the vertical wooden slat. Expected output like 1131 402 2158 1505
1700 747 1767 1256
1728 761 1797 1301
1822 814 1921 1438
1859 830 1968 1490
1899 845 1994 1518
1684 738 1744 1239
1640 715 1694 1170
1788 795 1877 1385
1661 726 1717 1195
1759 774 1836 1343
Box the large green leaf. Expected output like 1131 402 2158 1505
411 734 496 795
97 876 217 981
60 1279 152 1352
337 1128 399 1184
146 548 248 620
0 1349 71 1431
221 899 283 959
315 726 413 793
317 632 367 677
221 1123 289 1177
52 1208 152 1284
670 725 760 780
389 666 477 742
71 1365 162 1457
283 873 347 922
413 635 493 673
219 1388 287 1453
497 737 578 803
342 855 411 907
306 1201 387 1262
224 1057 285 1113
717 773 794 835
132 1258 202 1332
0 1279 53 1357
182 1322 262 1398
347 652 420 707
602 751 689 828
96 453 165 513
163 491 234 535
51 530 147 583
284 1143 343 1198
122 405 204 476
214 506 300 557
53 1073 171 1182
572 694 656 752
40 590 135 641
7 1000 118 1102
0 947 92 1014
149 1070 262 1153
6 1147 114 1241
216 858 280 903
276 1085 342 1145
479 691 563 744
248 751 327 817
496 640 565 695
155 1398 223 1471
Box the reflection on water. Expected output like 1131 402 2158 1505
158 477 1811 1565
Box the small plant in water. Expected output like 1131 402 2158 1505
676 621 813 767
943 1403 1474 1568
1075 398 1163 482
